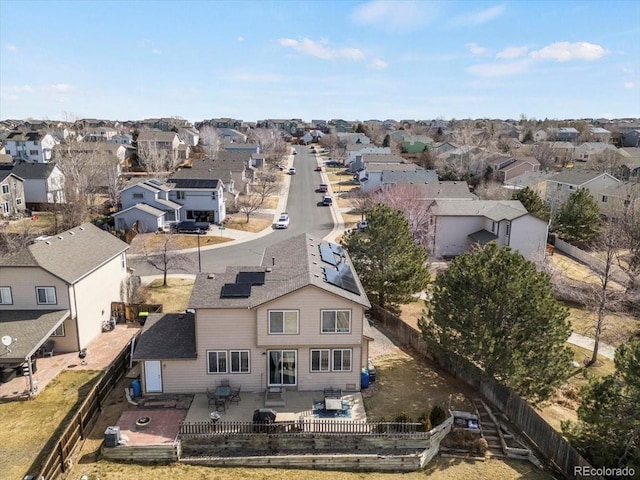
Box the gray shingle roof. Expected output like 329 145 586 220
189 234 371 310
381 170 439 184
10 162 58 180
547 170 617 186
0 310 69 361
404 181 476 199
435 200 528 221
0 223 129 284
132 313 196 360
362 153 406 163
114 203 165 217
137 130 179 142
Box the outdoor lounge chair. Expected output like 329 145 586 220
206 388 218 407
219 379 230 388
41 339 55 357
229 386 241 405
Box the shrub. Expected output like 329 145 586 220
430 405 447 427
417 412 431 432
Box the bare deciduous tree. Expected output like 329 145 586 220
143 234 194 287
138 142 177 174
236 193 265 223
252 172 280 204
250 128 288 166
363 122 386 146
474 180 512 200
0 220 39 254
199 126 221 160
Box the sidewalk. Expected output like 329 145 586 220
568 332 616 360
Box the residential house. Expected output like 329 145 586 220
136 130 182 166
0 171 25 217
572 143 620 163
488 155 540 182
401 134 433 154
85 127 118 142
588 127 612 143
544 170 621 210
360 165 438 194
623 130 640 148
533 129 548 142
198 118 244 130
117 178 182 230
431 141 459 156
109 134 133 145
167 170 226 224
53 142 131 176
403 181 476 202
0 223 130 390
335 133 370 145
3 130 58 163
191 152 254 193
590 182 640 219
8 162 65 207
216 128 247 144
430 200 549 261
346 145 392 172
132 233 372 395
503 170 557 198
618 148 640 181
552 127 580 143
179 127 200 147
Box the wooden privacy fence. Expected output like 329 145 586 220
111 302 162 323
180 420 426 437
35 334 139 480
370 304 602 480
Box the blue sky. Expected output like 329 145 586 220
1 0 639 123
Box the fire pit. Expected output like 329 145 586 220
135 416 151 430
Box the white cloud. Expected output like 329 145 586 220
529 42 607 62
466 60 532 77
237 36 244 42
5 44 18 52
224 72 283 83
466 42 490 56
624 81 636 89
351 0 439 33
0 93 20 101
152 48 162 55
449 4 505 27
369 58 389 70
44 84 73 93
1 84 33 93
279 38 364 61
496 46 529 59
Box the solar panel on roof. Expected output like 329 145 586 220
319 244 338 266
323 265 361 296
329 243 344 255
221 283 252 298
236 271 265 285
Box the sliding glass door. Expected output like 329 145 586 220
268 350 297 386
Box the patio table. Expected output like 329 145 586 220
324 398 343 411
215 385 231 401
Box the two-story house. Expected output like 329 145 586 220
167 170 226 224
136 130 182 167
359 164 438 194
114 179 182 232
8 162 65 208
0 171 26 217
0 223 129 392
132 234 372 395
430 200 549 261
544 170 621 210
3 131 58 163
345 145 392 172
488 155 540 182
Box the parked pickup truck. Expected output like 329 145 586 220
318 183 328 193
173 220 210 234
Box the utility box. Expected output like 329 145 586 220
104 426 120 447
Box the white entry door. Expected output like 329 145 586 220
144 361 162 393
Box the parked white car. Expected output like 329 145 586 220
356 220 369 231
275 212 290 229
289 167 296 175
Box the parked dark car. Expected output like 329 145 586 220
325 160 342 167
174 220 209 234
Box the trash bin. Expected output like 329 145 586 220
104 426 120 447
361 369 370 388
131 379 142 398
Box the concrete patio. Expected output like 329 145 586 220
184 390 367 424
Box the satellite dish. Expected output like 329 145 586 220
1 335 13 347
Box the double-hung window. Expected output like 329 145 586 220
0 287 12 304
321 310 351 333
230 350 250 373
310 349 330 372
36 287 56 305
332 349 352 371
268 310 298 334
207 351 227 374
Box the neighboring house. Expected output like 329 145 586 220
222 142 260 154
190 152 254 193
112 203 166 233
3 130 58 163
431 141 459 156
360 166 438 194
0 171 25 217
503 170 557 198
345 145 391 171
53 142 130 173
622 130 640 148
532 129 548 142
216 128 247 143
85 127 118 142
0 223 130 389
590 182 640 219
119 178 182 223
572 143 620 162
132 233 372 395
618 148 640 181
544 170 621 206
109 134 133 145
335 132 370 145
488 155 540 182
588 127 612 143
136 130 182 165
179 127 200 147
551 127 580 143
358 163 420 193
8 162 65 207
406 181 477 201
431 200 548 261
167 170 226 224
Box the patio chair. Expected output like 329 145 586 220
206 388 217 407
229 385 241 405
219 379 230 388
41 339 55 357
214 397 226 413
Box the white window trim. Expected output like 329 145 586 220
36 286 57 305
268 310 299 334
0 287 12 305
310 349 330 372
321 309 352 334
51 323 65 336
332 349 352 372
229 350 250 373
206 350 228 374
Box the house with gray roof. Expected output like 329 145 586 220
8 162 65 206
0 223 130 393
359 165 439 194
544 170 621 207
0 170 26 217
3 130 58 163
430 200 548 261
136 130 183 166
132 233 372 396
118 179 182 230
167 170 226 224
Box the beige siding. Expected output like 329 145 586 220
0 267 69 310
53 317 79 353
72 255 127 349
508 215 548 261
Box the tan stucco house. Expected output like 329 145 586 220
133 234 372 396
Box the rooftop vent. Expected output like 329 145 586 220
45 241 51 245
57 236 63 240
207 274 215 279
79 226 85 230
69 231 74 235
